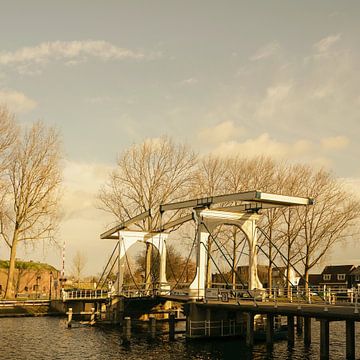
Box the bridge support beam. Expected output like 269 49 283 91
304 317 312 346
189 210 262 299
287 315 295 346
346 320 355 360
146 233 170 295
320 319 330 359
246 313 254 347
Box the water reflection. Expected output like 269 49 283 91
0 317 357 359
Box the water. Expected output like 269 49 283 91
0 317 358 359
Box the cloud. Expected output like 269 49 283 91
256 83 293 119
314 34 341 53
62 160 112 221
0 89 37 113
321 136 349 150
180 78 198 85
198 121 245 145
250 42 280 61
211 133 314 159
0 40 155 73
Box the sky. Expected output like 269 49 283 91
0 0 359 276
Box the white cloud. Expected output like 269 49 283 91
180 77 198 85
250 42 280 61
62 160 112 221
211 133 314 159
0 40 154 73
314 34 341 53
321 136 349 150
0 89 37 113
198 121 245 145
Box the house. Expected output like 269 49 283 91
319 265 355 289
349 266 360 288
0 259 60 299
298 274 322 288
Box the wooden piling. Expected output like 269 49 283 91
246 313 254 347
67 308 73 328
124 316 131 339
296 316 303 334
149 315 156 338
169 313 176 341
90 308 95 325
320 319 329 359
346 320 355 360
304 317 311 346
287 315 295 346
266 314 274 347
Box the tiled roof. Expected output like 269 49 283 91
350 266 360 275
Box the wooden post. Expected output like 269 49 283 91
346 320 356 360
67 308 73 328
169 312 176 341
266 314 274 347
246 313 254 347
287 315 295 346
296 316 303 334
124 316 131 339
149 315 156 338
320 319 329 359
90 307 95 325
304 317 311 346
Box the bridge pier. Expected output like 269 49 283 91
346 320 356 360
246 313 254 347
169 312 176 340
320 319 330 359
266 314 274 347
287 315 295 346
296 315 303 334
304 317 311 346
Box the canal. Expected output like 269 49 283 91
1 317 358 359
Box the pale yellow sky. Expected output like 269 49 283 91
0 0 359 275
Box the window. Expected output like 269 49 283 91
323 274 331 281
355 275 360 282
24 286 28 292
337 274 346 281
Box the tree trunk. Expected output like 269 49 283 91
5 232 18 299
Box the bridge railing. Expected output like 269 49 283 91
205 285 360 306
63 289 109 300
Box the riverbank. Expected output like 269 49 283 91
0 300 64 317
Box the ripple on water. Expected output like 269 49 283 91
0 317 358 359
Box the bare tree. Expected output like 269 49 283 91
98 137 197 291
98 137 197 230
0 122 62 299
71 250 88 287
295 167 360 292
0 107 17 173
223 156 278 289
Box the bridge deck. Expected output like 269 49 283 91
195 300 360 321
